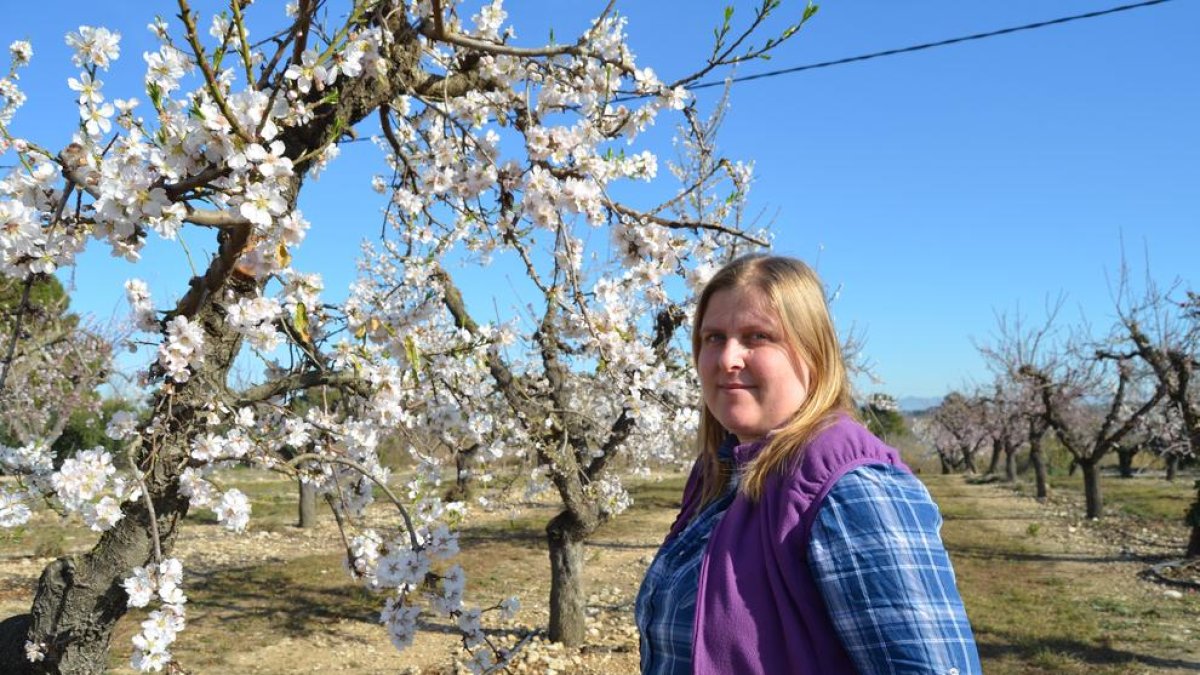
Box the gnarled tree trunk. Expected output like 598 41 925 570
1029 439 1049 501
1080 459 1103 519
986 438 1002 476
445 443 481 502
1003 441 1018 482
0 265 255 673
1116 445 1137 478
546 508 599 647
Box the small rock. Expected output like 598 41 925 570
1164 589 1184 599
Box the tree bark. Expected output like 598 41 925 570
1080 460 1103 519
1165 454 1178 481
938 453 951 475
444 443 480 502
1029 441 1049 502
985 438 1002 476
1187 482 1200 558
1116 447 1136 479
546 510 592 647
298 479 317 528
0 248 258 672
1003 443 1018 483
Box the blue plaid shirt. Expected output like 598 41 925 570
636 478 738 674
637 464 980 674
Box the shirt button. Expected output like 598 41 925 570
947 668 960 675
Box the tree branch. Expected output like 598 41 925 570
234 369 368 406
605 200 767 246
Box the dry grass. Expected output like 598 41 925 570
0 468 1197 673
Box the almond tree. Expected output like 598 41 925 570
1116 281 1200 556
977 383 1025 482
0 1 812 672
344 41 802 645
0 274 113 450
1023 335 1163 519
978 307 1062 500
920 391 988 474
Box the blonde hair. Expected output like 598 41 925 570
692 255 854 506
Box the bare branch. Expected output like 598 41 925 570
234 369 368 406
605 200 768 246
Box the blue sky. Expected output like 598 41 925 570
3 0 1197 400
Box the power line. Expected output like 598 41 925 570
686 0 1177 91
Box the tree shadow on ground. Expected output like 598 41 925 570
979 633 1200 672
948 545 1175 566
184 561 379 639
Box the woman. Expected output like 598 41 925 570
636 255 981 674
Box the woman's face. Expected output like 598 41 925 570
697 286 811 444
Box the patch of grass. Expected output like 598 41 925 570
626 476 687 512
1044 473 1194 521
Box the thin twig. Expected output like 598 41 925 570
0 274 37 391
178 0 254 144
286 452 421 550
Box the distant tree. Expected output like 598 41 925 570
860 392 907 442
50 398 140 463
978 305 1065 500
918 392 988 474
1023 333 1163 520
1116 276 1200 556
0 273 113 450
977 383 1025 482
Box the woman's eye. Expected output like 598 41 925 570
703 334 723 344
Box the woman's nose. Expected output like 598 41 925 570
718 340 746 369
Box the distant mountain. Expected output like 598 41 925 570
896 396 941 413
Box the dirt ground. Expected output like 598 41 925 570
0 474 1197 674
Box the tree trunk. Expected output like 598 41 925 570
0 484 191 674
298 479 317 528
1187 481 1200 558
1116 447 1136 478
444 444 480 502
1029 442 1049 502
985 438 1002 476
1003 443 1018 483
546 510 592 647
1165 454 1178 481
0 261 257 672
938 453 951 475
1080 460 1103 519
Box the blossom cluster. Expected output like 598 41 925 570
156 316 205 383
1 442 139 533
122 558 187 672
